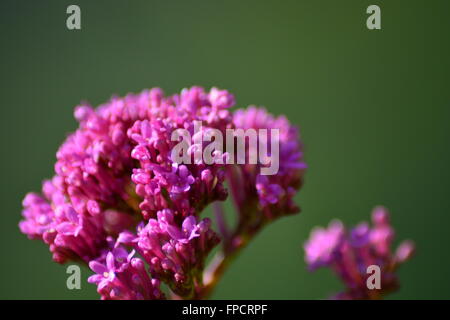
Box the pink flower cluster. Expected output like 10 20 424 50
304 206 415 299
222 107 306 252
116 210 219 297
232 107 305 217
88 246 165 300
19 87 305 299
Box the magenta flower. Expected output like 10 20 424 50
19 86 306 299
163 215 201 243
88 249 130 291
304 207 415 300
304 220 344 270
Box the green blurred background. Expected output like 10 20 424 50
1 0 449 299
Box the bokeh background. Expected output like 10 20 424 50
1 0 449 299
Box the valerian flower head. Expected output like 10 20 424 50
19 86 306 300
304 206 415 300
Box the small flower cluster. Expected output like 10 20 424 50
116 210 219 297
19 86 306 299
20 177 110 263
304 206 415 299
88 246 165 300
128 86 233 219
224 107 306 250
